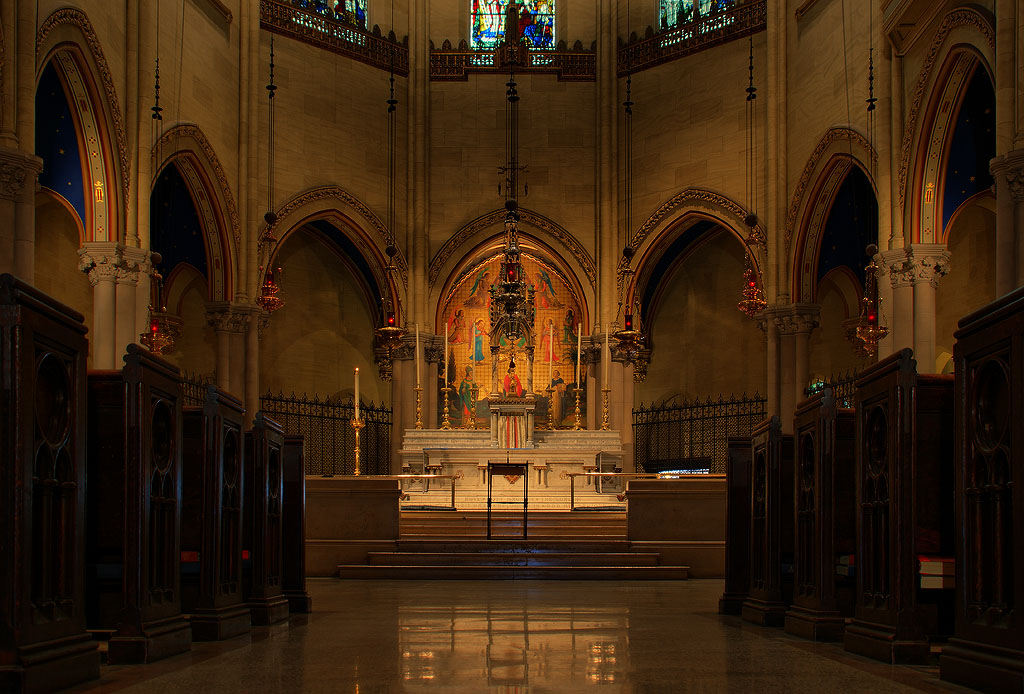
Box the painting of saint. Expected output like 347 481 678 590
458 365 477 427
448 309 467 344
471 318 489 362
533 269 562 309
464 269 490 308
503 362 524 398
540 318 560 362
549 368 566 426
563 308 577 346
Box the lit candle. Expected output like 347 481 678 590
415 323 421 387
444 322 449 386
548 319 554 365
575 322 582 386
354 366 360 419
603 329 609 385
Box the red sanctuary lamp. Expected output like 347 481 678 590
139 253 178 355
736 255 767 317
854 244 888 358
256 265 285 313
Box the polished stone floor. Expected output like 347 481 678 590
69 579 977 693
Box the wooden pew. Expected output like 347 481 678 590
784 388 856 641
282 434 312 613
243 413 290 625
741 416 794 626
844 348 954 664
180 385 251 640
940 287 1024 691
718 436 752 615
85 344 192 663
0 275 99 692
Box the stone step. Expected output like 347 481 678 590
367 551 662 567
395 539 636 553
336 564 689 580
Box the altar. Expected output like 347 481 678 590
399 427 625 510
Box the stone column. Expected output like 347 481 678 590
206 302 250 399
245 308 266 422
425 340 443 428
114 247 149 358
390 338 416 472
79 243 121 369
907 244 951 372
0 147 42 280
990 151 1024 294
758 308 780 419
775 319 796 434
782 304 820 409
883 248 915 353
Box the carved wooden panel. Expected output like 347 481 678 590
719 436 751 614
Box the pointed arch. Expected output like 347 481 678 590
152 125 239 302
37 8 129 241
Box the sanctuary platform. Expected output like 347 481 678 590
398 427 626 511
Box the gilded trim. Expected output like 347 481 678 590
629 187 758 251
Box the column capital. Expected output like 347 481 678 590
990 149 1024 201
78 242 156 287
0 147 42 202
205 300 251 334
906 243 951 288
881 248 915 288
774 302 820 336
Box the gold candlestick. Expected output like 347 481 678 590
545 385 555 430
572 387 583 430
601 387 610 430
441 385 453 430
470 383 479 430
414 386 423 429
351 416 365 475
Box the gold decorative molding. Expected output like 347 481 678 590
628 187 757 252
153 124 240 247
270 185 408 284
37 8 130 217
784 127 876 252
429 207 596 290
896 8 994 212
431 39 596 82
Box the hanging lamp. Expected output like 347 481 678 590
256 35 285 314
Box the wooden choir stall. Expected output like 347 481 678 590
85 345 192 663
180 385 252 640
282 434 313 613
940 287 1024 691
784 388 856 641
0 275 99 692
718 436 752 615
843 349 955 664
741 416 794 626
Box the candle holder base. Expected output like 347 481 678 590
601 387 611 430
572 387 583 431
545 386 555 430
351 416 365 476
414 386 423 429
441 385 453 431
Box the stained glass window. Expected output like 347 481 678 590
659 0 734 30
292 0 367 29
471 1 555 50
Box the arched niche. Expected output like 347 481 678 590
808 267 862 383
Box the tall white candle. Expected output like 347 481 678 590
354 367 360 419
415 323 421 387
548 320 554 365
444 322 449 386
603 329 609 384
575 323 582 385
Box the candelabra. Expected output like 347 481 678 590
572 387 583 431
351 416 365 476
414 386 423 429
441 385 453 430
545 385 555 430
601 387 610 430
470 383 479 430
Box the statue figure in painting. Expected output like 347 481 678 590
458 365 477 427
449 309 467 344
549 368 566 426
471 318 489 362
503 361 524 398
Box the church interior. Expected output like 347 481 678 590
1 0 1023 691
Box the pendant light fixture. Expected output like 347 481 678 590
256 35 285 313
737 35 767 318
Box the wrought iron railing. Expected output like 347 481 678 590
617 0 766 76
805 371 857 409
259 391 392 476
180 371 214 408
633 393 766 474
260 0 409 76
431 38 596 82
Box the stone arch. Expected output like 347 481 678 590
36 8 129 242
153 125 238 302
269 185 407 318
909 49 992 245
788 129 877 302
896 6 995 224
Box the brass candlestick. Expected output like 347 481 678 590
441 385 453 430
572 387 583 430
351 416 365 475
601 387 610 430
545 385 555 430
414 386 423 429
470 383 479 430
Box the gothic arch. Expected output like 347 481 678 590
153 125 238 302
788 129 877 302
269 190 405 321
896 6 995 222
36 8 129 241
908 48 992 245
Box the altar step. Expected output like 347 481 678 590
335 511 689 580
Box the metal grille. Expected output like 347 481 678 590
633 393 766 474
180 371 213 408
259 391 392 476
805 371 857 409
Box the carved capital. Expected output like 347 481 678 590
773 303 820 336
425 344 444 364
78 242 121 286
0 147 42 201
205 301 250 333
906 243 951 288
880 248 915 289
990 149 1024 201
392 339 415 361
